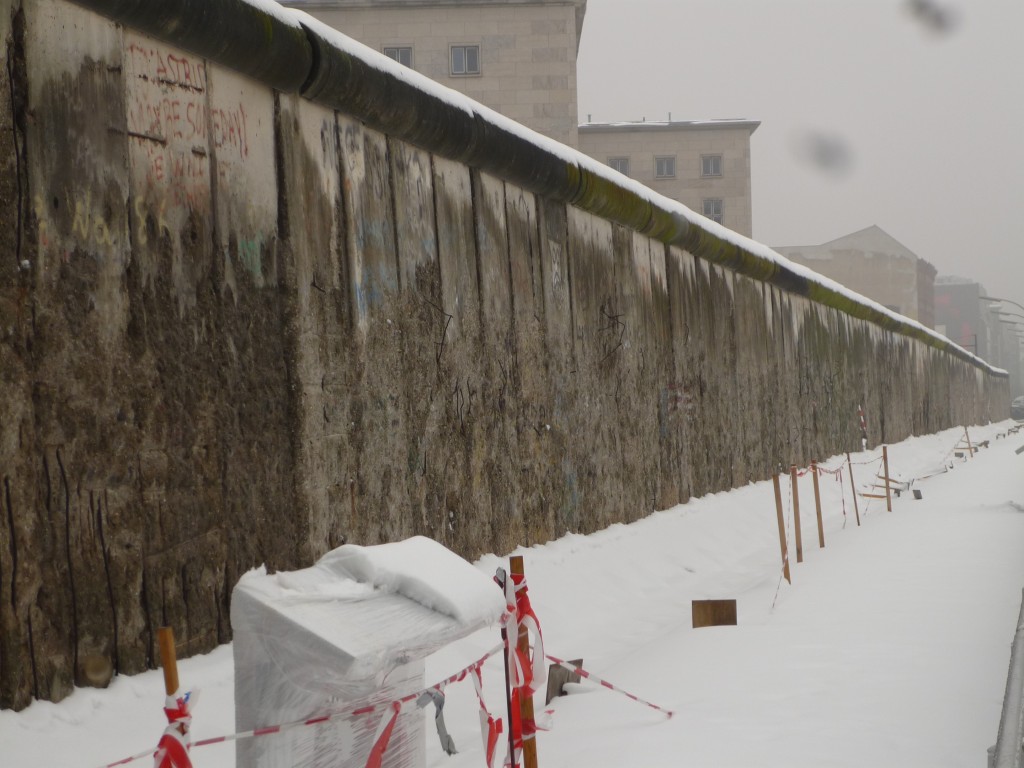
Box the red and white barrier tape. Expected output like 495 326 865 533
497 569 547 767
94 644 504 768
545 655 674 719
472 665 504 768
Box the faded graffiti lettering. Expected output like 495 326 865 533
70 191 115 248
33 189 202 254
128 96 249 166
133 197 170 246
127 43 208 91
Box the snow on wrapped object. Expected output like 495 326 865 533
232 536 505 768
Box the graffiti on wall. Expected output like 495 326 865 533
125 40 251 214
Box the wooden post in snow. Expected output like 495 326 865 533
846 452 861 527
790 465 803 564
510 556 539 768
882 445 893 512
964 427 975 458
772 474 791 583
811 461 825 548
157 626 179 696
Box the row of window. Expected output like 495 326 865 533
383 44 481 76
608 154 723 180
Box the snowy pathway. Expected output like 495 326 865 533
2 423 1022 768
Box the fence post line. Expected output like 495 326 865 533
496 568 517 768
157 626 179 696
811 460 825 548
790 465 803 564
773 474 791 583
510 556 539 768
882 445 893 512
846 452 861 527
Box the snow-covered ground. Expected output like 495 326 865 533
3 422 1023 768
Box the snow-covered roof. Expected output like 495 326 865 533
579 119 761 135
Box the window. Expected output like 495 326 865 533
383 46 413 67
702 198 723 224
450 45 481 76
701 154 723 177
655 156 676 179
608 157 630 177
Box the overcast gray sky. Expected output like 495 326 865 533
577 0 1024 324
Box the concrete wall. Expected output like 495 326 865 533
0 0 1008 709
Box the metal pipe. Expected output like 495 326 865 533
66 0 312 93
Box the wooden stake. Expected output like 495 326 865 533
811 461 825 548
790 466 803 564
772 474 791 583
882 445 893 512
496 568 517 768
964 427 974 457
846 452 861 527
510 556 539 768
157 626 179 696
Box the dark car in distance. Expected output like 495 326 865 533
1013 396 1024 420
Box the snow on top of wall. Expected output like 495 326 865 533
291 12 475 117
272 1 1004 375
239 0 304 26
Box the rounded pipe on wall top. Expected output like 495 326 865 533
66 0 313 94
299 19 581 202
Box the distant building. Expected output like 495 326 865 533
934 277 989 356
774 225 937 328
280 0 588 148
577 120 759 238
935 277 1023 396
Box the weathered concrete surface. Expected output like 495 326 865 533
0 0 1010 709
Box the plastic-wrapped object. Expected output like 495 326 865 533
232 536 505 768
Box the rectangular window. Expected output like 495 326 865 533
450 45 481 76
608 157 630 177
701 154 723 177
655 156 676 179
702 198 724 224
383 46 413 67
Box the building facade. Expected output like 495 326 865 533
577 120 759 238
281 0 587 147
934 278 1023 396
774 225 938 328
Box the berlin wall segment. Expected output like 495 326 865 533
0 0 1010 709
0 0 300 708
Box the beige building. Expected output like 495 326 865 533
577 120 759 238
281 0 587 147
774 225 938 328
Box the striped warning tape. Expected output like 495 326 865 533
545 654 674 719
94 644 504 768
